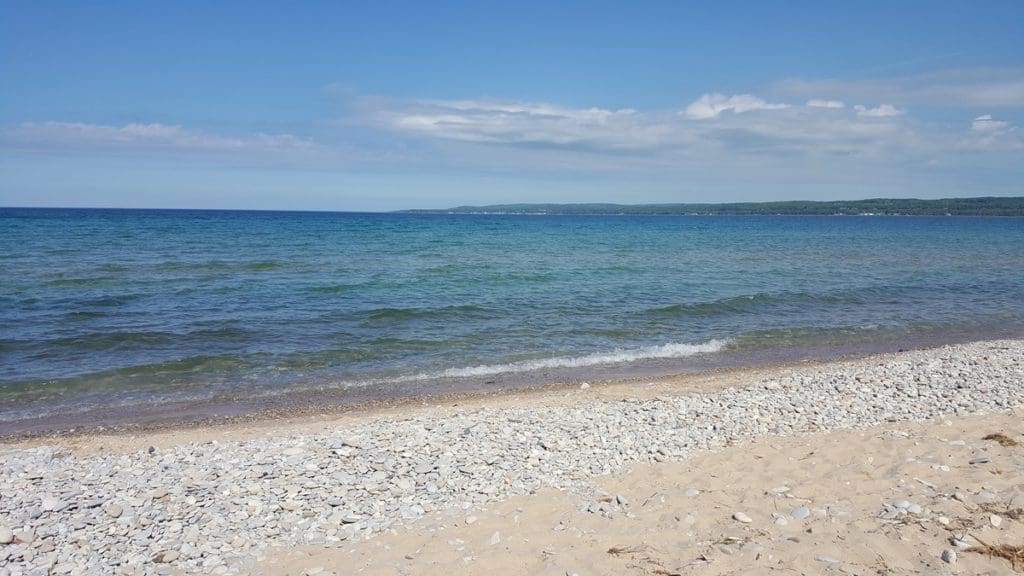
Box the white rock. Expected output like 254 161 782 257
732 512 753 523
990 514 1003 528
579 382 590 390
0 528 12 545
941 549 957 564
489 531 501 545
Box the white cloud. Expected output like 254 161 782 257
684 93 790 119
962 114 1021 151
853 104 905 118
4 121 315 152
806 99 845 109
971 114 1011 133
372 99 676 151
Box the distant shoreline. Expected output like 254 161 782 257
399 196 1024 216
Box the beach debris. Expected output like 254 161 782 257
966 537 1024 572
983 433 1019 447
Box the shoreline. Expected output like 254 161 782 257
4 330 1017 443
1 338 1022 575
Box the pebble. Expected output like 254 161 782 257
579 382 590 390
732 512 753 523
465 515 477 525
990 514 1003 528
941 549 957 564
489 532 501 545
815 554 841 564
970 456 991 465
791 507 811 519
773 516 789 526
0 340 1019 575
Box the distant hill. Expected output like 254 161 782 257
400 197 1024 216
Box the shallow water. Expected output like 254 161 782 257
2 208 1023 432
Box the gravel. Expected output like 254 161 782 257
0 339 1022 575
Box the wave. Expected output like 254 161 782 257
418 339 729 379
363 305 496 322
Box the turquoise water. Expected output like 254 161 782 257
2 208 1023 432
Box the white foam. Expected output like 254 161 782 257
418 339 730 380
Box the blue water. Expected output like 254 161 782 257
2 208 1023 432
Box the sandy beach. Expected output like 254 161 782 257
1 339 1023 575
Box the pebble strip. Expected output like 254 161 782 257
1 339 1022 575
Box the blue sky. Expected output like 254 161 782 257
2 1 1023 210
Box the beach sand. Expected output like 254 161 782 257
260 411 1024 576
1 340 1022 575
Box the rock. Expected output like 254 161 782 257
105 503 123 518
13 530 34 544
579 382 590 390
684 489 700 497
990 514 1003 528
941 549 957 564
465 516 477 525
791 507 810 519
282 447 306 456
969 456 991 465
732 512 753 523
815 555 841 564
774 516 789 526
155 550 180 563
771 486 790 494
341 515 362 524
0 528 12 545
937 516 950 526
891 500 911 509
489 532 501 545
40 497 61 512
906 503 922 514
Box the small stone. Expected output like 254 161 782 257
774 516 789 526
579 382 590 390
13 530 34 544
815 554 841 564
990 514 1002 528
891 500 911 510
732 512 753 523
969 456 991 465
155 550 180 563
906 503 922 515
105 503 123 518
465 516 477 525
791 507 811 519
941 549 957 564
341 515 362 524
771 486 790 494
684 489 700 497
489 532 501 545
40 497 61 512
0 528 13 545
937 516 950 526
953 492 968 502
282 447 306 456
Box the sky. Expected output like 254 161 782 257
1 1 1023 211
